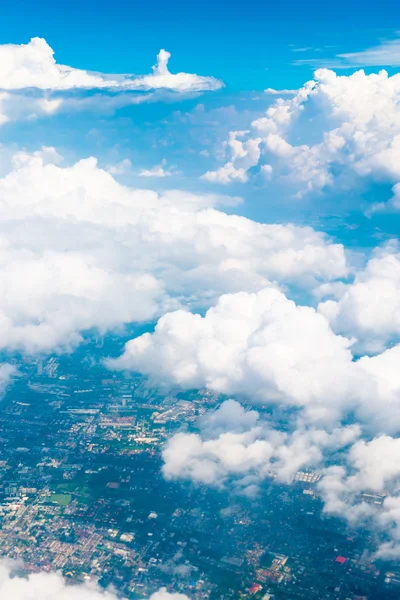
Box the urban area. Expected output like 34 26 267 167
0 335 398 600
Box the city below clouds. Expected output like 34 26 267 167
1 10 400 596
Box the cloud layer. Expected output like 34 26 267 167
0 38 223 123
0 38 223 92
0 148 348 354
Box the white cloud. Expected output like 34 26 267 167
318 435 400 557
0 38 223 123
110 286 400 430
132 49 223 93
371 180 400 213
0 148 347 354
338 37 400 67
202 131 261 184
204 68 400 205
109 288 356 421
202 162 249 184
107 158 132 176
264 88 297 95
162 400 360 490
318 244 400 352
150 590 190 600
139 159 174 178
198 398 260 435
0 560 189 599
0 363 17 392
296 36 400 69
0 90 64 125
0 38 222 93
162 398 400 555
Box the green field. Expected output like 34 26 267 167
51 493 72 506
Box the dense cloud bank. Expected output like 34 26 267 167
0 150 348 356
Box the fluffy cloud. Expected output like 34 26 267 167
0 38 223 123
0 560 189 600
109 286 400 428
0 148 349 354
318 244 400 352
0 149 349 354
203 68 400 206
162 400 360 490
202 131 261 184
0 38 222 92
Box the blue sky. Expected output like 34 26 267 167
1 3 400 249
2 0 400 92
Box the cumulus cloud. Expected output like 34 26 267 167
203 67 400 206
318 244 400 352
202 131 262 184
0 148 348 354
109 286 400 429
0 38 222 93
109 288 357 419
0 560 189 599
0 38 223 123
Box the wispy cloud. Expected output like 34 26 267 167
295 35 400 68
